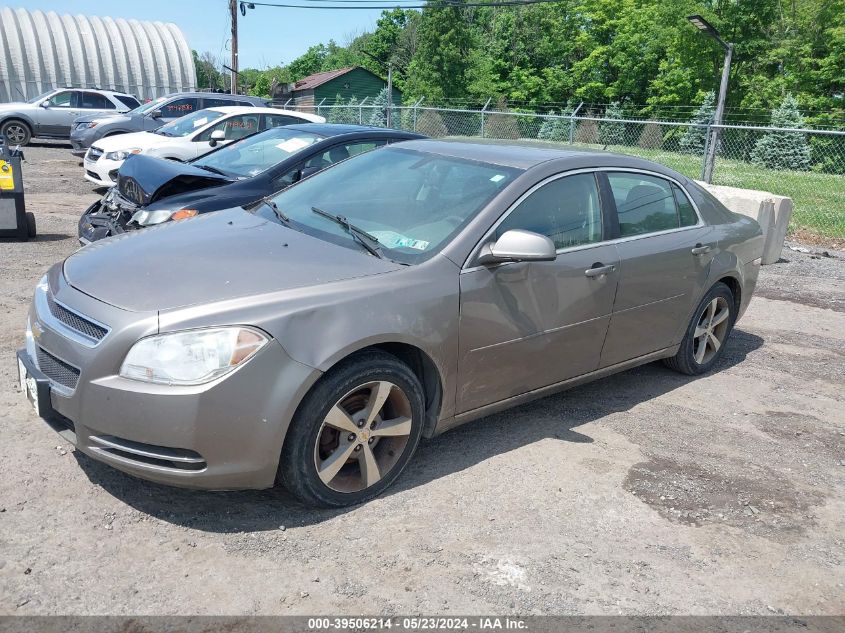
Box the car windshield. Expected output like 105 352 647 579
193 127 323 178
26 89 55 104
126 97 167 116
259 146 522 264
155 109 224 137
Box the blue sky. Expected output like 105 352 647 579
16 1 393 69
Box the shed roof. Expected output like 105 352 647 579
291 67 357 92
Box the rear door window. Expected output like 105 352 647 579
263 113 305 129
80 92 114 109
607 172 680 237
115 95 140 109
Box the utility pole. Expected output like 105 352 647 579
386 64 393 128
229 0 238 94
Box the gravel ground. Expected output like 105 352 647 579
1 143 843 616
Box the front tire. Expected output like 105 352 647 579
1 119 31 146
279 350 425 507
664 282 736 375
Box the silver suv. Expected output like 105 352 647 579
0 88 139 146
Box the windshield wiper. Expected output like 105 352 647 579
310 206 383 259
197 164 229 177
263 196 291 223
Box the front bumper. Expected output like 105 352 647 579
70 129 97 158
20 269 321 490
83 154 122 188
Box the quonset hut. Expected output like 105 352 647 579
0 7 196 102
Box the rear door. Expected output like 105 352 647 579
77 91 117 120
457 171 620 413
599 171 715 367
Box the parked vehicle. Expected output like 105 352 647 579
78 124 423 243
0 88 140 146
18 141 763 507
82 107 325 187
70 92 269 157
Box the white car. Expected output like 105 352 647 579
83 107 325 187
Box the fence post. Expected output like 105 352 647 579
316 98 325 119
358 97 369 125
412 98 423 133
700 122 713 182
569 102 584 144
480 97 492 138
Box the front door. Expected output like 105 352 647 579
457 172 620 413
36 91 80 136
599 172 716 367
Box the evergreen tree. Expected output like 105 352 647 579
538 110 568 141
599 102 625 145
750 94 811 171
679 92 716 155
368 87 397 127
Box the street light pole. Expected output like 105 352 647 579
687 15 733 183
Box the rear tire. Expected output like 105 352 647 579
279 350 425 508
664 282 735 375
25 212 36 238
1 119 31 146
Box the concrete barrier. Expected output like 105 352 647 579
696 181 793 265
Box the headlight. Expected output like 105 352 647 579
76 121 97 130
120 327 269 385
131 208 198 226
104 148 141 161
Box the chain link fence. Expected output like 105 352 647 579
296 103 845 241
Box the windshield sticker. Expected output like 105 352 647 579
192 117 208 128
369 231 430 251
276 137 312 153
490 174 505 182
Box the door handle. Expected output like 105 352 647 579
691 244 712 256
585 264 616 278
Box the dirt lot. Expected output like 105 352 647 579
1 142 844 616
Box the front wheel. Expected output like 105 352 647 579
279 350 425 507
1 119 31 146
664 282 735 375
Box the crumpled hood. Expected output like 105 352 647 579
63 207 403 312
116 154 230 206
91 131 172 153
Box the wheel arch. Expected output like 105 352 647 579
0 115 34 134
317 340 444 438
715 274 742 313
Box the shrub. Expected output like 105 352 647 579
416 109 448 137
599 102 624 145
574 117 599 144
485 110 521 139
638 120 663 149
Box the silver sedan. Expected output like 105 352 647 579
17 140 763 507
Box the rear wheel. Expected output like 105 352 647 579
279 350 425 507
1 119 31 146
664 282 735 375
25 212 36 238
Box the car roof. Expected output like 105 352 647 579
282 123 421 137
204 106 293 115
393 138 683 175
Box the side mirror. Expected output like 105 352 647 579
208 129 226 147
477 229 557 266
150 109 162 119
40 100 50 108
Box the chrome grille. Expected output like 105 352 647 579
87 146 104 160
36 347 80 390
46 294 108 341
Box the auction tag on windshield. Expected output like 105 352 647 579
370 231 430 251
192 117 208 128
276 138 312 153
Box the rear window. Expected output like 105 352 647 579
115 95 140 109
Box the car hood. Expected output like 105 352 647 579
0 102 34 112
74 113 132 125
116 154 230 206
63 207 403 312
91 131 175 152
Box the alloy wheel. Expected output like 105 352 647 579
313 380 413 493
693 296 730 365
5 124 27 144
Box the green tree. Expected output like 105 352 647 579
750 94 812 170
405 4 471 103
679 91 715 155
599 102 625 145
